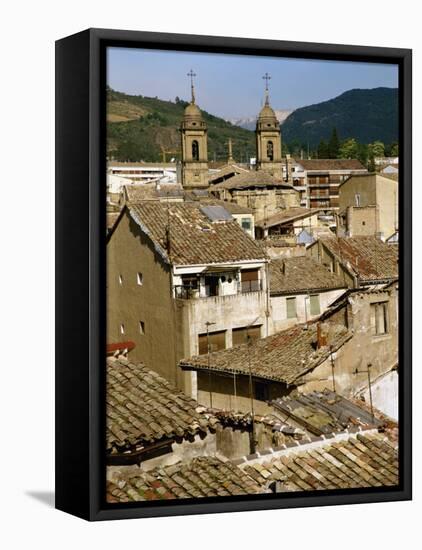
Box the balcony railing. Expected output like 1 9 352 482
174 280 263 300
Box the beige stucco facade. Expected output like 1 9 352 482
298 288 398 398
219 188 300 223
339 174 398 240
270 288 346 333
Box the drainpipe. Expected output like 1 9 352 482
265 261 271 337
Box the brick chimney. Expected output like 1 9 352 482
317 322 328 349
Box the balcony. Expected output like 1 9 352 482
174 279 263 300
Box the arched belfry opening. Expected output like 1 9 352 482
192 140 199 161
267 140 274 161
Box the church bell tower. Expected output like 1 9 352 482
180 70 209 188
256 73 283 176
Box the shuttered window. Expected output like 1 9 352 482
310 294 321 316
240 269 260 292
286 297 297 319
370 302 389 335
198 330 226 355
232 325 261 346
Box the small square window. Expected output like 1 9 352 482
139 321 145 335
120 323 125 335
137 272 143 285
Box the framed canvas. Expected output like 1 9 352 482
55 28 412 521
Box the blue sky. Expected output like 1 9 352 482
107 47 398 119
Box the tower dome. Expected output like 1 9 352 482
183 101 203 121
258 101 277 121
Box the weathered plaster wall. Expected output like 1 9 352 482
107 211 183 386
270 288 346 333
359 369 398 420
299 289 398 397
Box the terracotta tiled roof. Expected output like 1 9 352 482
107 357 218 455
128 202 265 266
256 207 321 228
240 431 398 491
319 236 398 283
269 256 347 295
106 456 264 502
210 171 294 191
294 159 367 171
196 198 253 215
271 389 383 436
207 163 249 184
125 183 184 203
180 322 352 385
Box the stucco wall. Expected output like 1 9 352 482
299 289 398 397
222 188 300 221
346 206 378 237
179 289 269 359
339 175 398 240
107 210 184 387
270 288 346 332
360 369 398 420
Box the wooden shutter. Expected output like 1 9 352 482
198 330 226 355
232 325 261 346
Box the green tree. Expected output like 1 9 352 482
390 142 399 156
339 138 359 159
368 140 385 158
328 128 340 158
317 139 329 158
367 156 376 172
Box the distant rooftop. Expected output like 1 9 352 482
210 171 294 191
256 207 321 229
269 256 347 295
317 236 398 283
124 183 184 202
294 159 367 171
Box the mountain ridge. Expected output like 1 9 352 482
107 87 398 162
281 87 398 147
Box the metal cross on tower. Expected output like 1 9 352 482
187 69 197 103
262 72 271 104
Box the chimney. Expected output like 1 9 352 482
317 322 328 349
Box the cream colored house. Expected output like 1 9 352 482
338 173 398 240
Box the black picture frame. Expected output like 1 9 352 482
55 28 412 521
